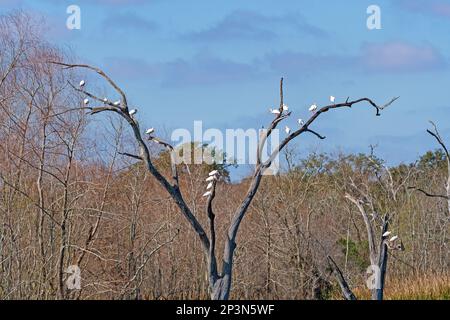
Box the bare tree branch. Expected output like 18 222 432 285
148 136 180 186
52 62 212 260
428 121 450 160
305 129 326 140
49 61 129 110
407 186 449 200
263 96 399 168
345 193 377 265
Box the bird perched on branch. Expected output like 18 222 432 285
389 235 399 242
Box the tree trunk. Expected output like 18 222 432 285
210 274 232 300
372 215 389 300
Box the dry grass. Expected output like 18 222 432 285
350 274 450 300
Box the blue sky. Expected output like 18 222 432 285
2 0 450 178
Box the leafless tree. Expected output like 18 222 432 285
327 155 407 300
50 61 398 300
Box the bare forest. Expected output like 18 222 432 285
0 12 448 300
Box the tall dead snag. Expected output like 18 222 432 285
52 61 397 300
344 195 393 300
409 122 450 218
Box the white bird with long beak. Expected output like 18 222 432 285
282 104 289 112
298 119 304 126
113 100 121 106
129 109 137 116
285 126 291 134
269 108 281 115
382 231 392 237
389 235 399 242
209 170 219 176
206 176 216 182
207 182 213 190
83 98 89 105
203 191 212 197
146 128 155 135
103 97 108 103
79 80 85 87
309 104 318 112
330 96 335 103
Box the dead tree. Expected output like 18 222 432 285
347 196 393 300
327 211 400 300
409 122 450 218
328 161 406 300
52 61 397 300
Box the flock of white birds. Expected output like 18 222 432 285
80 80 143 122
81 79 340 140
203 170 220 197
382 230 400 243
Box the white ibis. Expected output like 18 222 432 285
79 80 85 87
330 96 335 103
298 119 304 126
269 108 281 115
389 235 399 242
309 104 318 112
382 231 392 237
207 182 213 190
113 100 121 106
103 97 108 103
282 104 289 111
146 128 155 135
129 109 137 116
285 126 291 134
83 98 89 105
209 170 219 176
203 191 212 197
206 176 216 182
